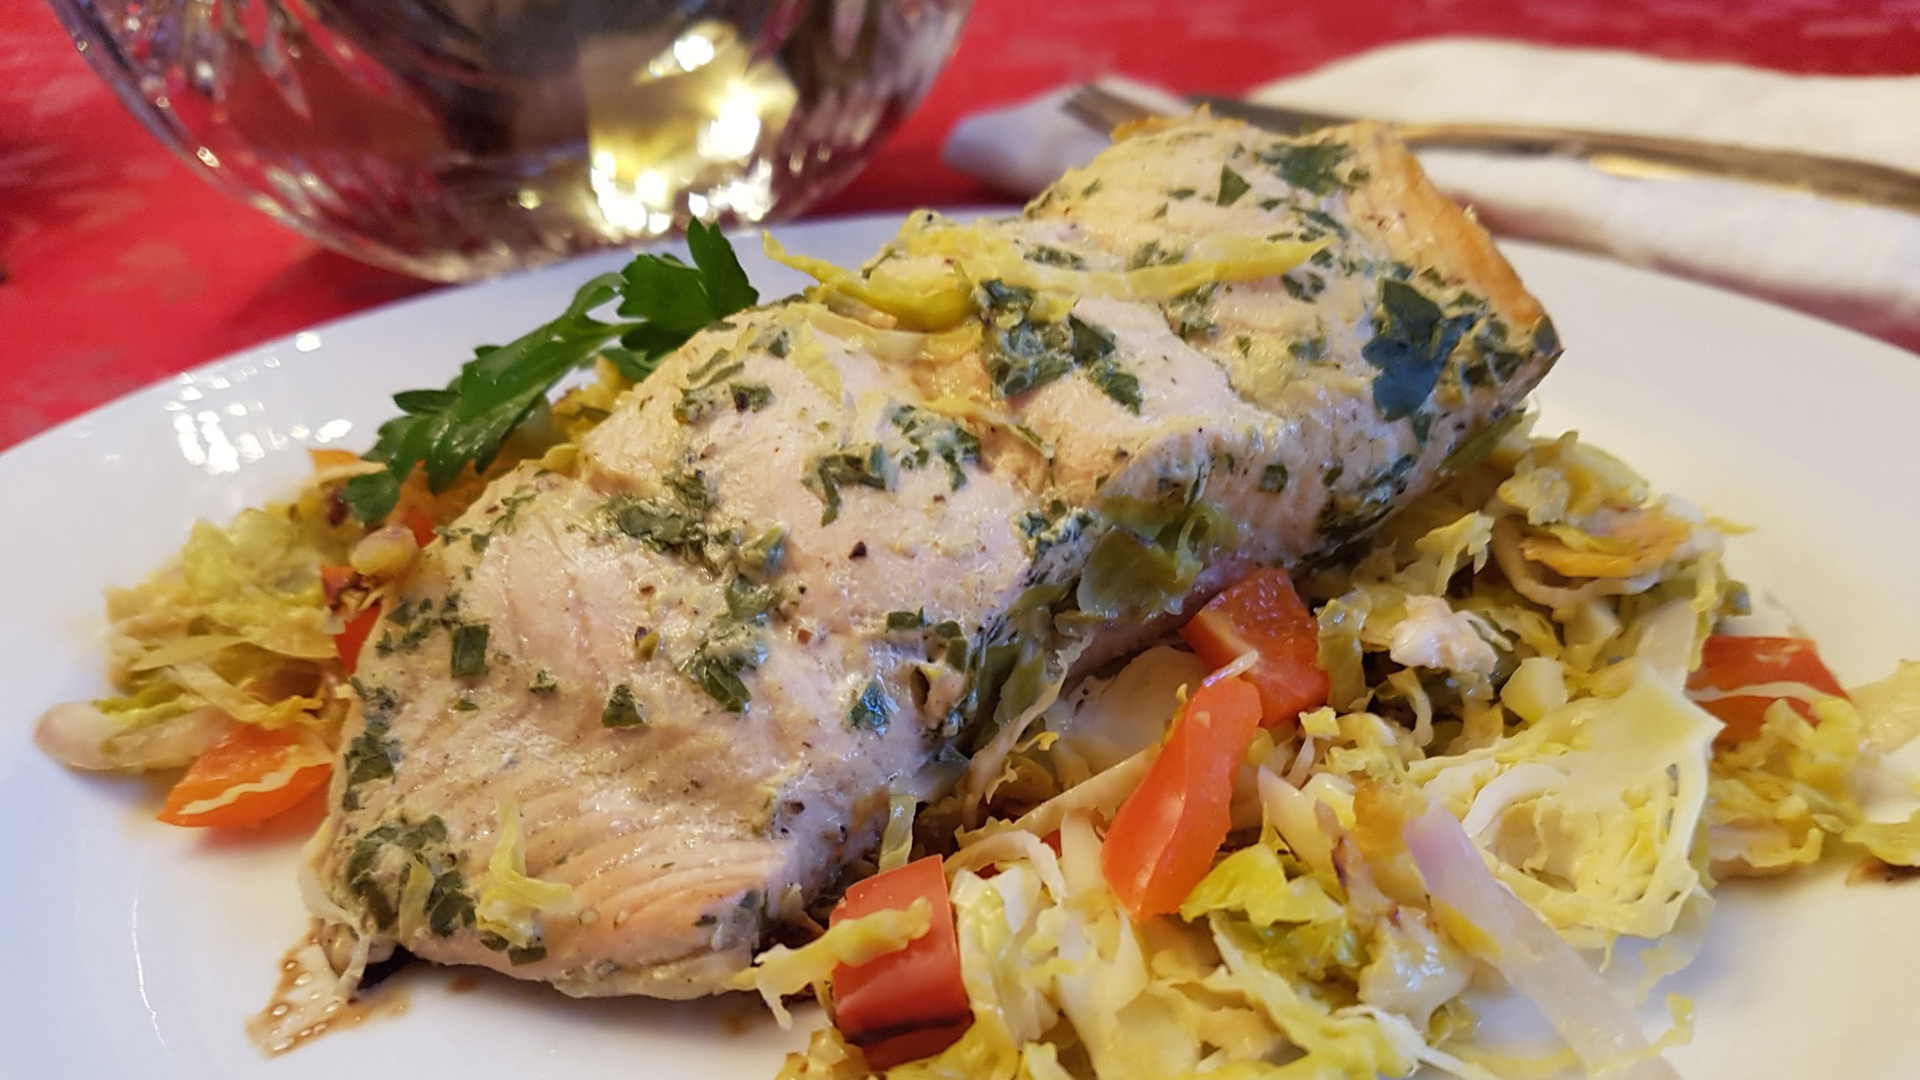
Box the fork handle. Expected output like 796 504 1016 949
1189 94 1920 216
1396 122 1920 215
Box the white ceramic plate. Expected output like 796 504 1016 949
4 214 1918 1079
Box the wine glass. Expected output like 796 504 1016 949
48 0 973 281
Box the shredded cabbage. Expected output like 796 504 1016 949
767 426 1920 1080
474 800 573 949
1709 694 1920 875
1851 660 1920 753
1413 663 1719 945
740 900 934 1027
37 496 360 771
45 362 640 779
1178 844 1343 927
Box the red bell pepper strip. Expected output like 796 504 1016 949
830 855 971 1069
1100 674 1264 920
1179 568 1329 727
1688 634 1847 744
157 723 331 828
398 504 438 548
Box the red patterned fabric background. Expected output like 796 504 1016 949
3 0 1916 450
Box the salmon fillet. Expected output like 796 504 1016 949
305 119 1560 999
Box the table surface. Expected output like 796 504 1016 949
4 0 1917 453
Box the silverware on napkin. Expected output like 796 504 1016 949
1065 82 1920 216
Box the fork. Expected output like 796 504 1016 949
1064 82 1920 216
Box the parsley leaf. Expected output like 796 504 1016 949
1256 141 1352 196
1217 165 1251 206
804 443 895 525
681 625 765 713
342 221 757 525
886 609 929 631
1362 280 1475 421
601 684 646 728
848 679 891 732
1259 462 1289 493
1069 315 1141 412
449 623 490 679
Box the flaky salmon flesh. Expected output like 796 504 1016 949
306 118 1560 999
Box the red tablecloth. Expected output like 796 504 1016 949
4 0 1917 451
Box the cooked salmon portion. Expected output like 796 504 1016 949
948 119 1556 665
309 309 1036 997
306 118 1559 999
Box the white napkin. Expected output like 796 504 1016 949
942 38 1920 354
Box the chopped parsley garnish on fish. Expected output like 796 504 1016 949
724 575 780 623
1299 207 1348 238
351 675 400 717
1069 315 1142 412
805 443 896 525
1280 272 1325 303
1362 279 1477 421
603 470 715 562
665 469 714 514
1216 165 1251 206
344 816 471 934
892 405 981 489
449 623 490 679
729 382 774 412
494 487 538 534
978 281 1141 409
681 624 766 712
529 669 559 695
1018 498 1090 559
1288 335 1326 361
674 353 756 422
1128 240 1184 270
926 619 969 669
1165 284 1218 341
606 494 704 552
886 609 929 631
684 349 738 384
342 221 758 525
1025 244 1085 269
978 280 1076 397
739 525 788 573
1260 462 1290 493
848 679 891 732
339 713 398 811
1255 141 1352 196
1318 453 1419 548
601 684 647 728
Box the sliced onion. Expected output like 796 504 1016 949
1402 801 1680 1080
33 702 226 771
961 745 1154 849
1633 599 1698 688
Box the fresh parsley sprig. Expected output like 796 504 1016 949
342 220 758 525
